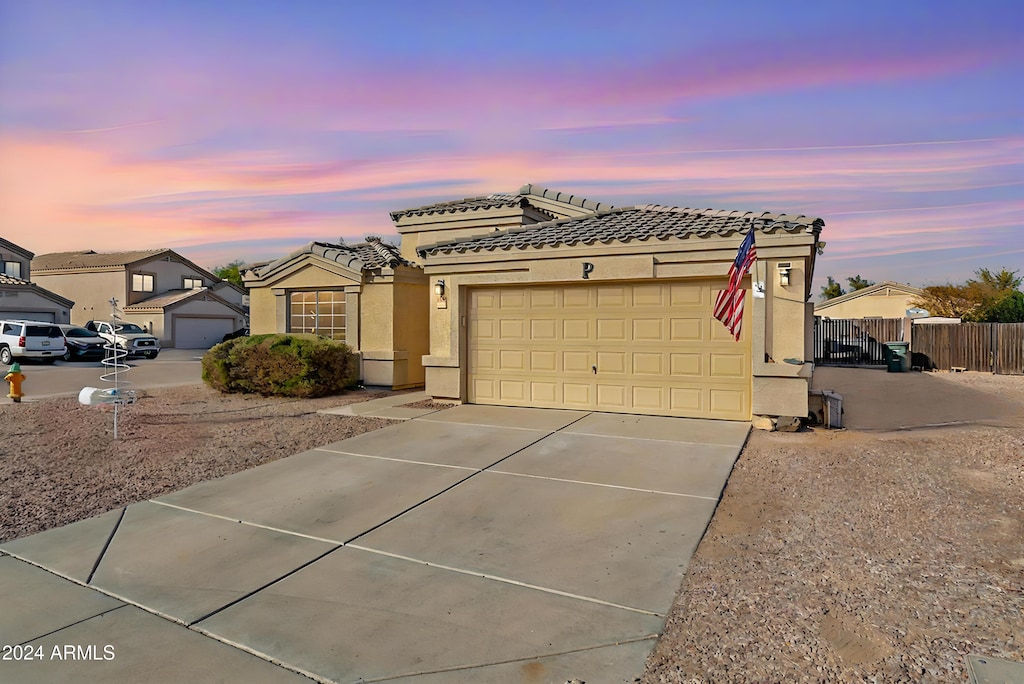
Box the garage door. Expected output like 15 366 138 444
468 281 751 420
173 316 237 349
0 311 54 322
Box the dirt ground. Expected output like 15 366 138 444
2 372 1022 682
643 369 1024 683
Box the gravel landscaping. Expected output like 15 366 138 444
2 371 1021 682
643 370 1024 683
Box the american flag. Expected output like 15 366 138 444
713 229 757 341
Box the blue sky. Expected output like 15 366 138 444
1 0 1021 295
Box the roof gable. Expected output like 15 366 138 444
815 281 924 309
0 237 35 260
250 238 411 285
418 205 824 257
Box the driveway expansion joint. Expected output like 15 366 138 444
360 633 661 683
345 543 664 617
85 505 126 585
485 469 721 500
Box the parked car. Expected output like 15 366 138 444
57 324 107 361
84 320 160 359
221 327 249 343
0 320 66 364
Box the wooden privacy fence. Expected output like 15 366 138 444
814 318 904 365
814 317 1024 374
911 322 1024 375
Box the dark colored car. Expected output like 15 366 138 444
58 325 107 361
221 327 249 343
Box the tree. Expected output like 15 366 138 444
912 284 982 319
820 276 845 300
985 291 1024 323
971 267 1022 292
846 275 874 291
213 259 247 287
911 268 1023 321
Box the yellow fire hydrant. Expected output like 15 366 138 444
5 362 25 403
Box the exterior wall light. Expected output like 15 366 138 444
777 263 792 287
434 279 447 309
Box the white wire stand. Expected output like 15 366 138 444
78 297 137 439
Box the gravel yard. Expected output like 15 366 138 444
2 371 1022 682
643 370 1024 683
0 385 399 543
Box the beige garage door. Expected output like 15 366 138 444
468 281 751 420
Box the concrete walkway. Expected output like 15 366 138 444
1 405 748 683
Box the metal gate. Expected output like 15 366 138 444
814 318 904 365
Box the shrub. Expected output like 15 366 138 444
202 334 359 397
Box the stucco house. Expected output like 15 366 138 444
814 281 926 319
244 237 428 390
31 249 246 349
392 186 824 422
0 238 74 322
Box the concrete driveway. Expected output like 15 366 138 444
1 404 748 683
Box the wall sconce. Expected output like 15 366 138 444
777 262 792 287
434 279 447 309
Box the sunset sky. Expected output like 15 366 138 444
1 0 1021 296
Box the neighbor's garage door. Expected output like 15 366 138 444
0 311 54 322
468 281 751 420
173 316 237 349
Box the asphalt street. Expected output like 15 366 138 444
5 349 205 401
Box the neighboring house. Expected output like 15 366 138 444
244 238 428 390
814 281 926 319
396 186 824 422
0 237 74 323
31 249 246 349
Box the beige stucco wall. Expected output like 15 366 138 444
392 279 429 388
126 257 209 305
419 233 819 419
33 270 127 325
816 291 920 319
246 259 428 389
0 289 71 322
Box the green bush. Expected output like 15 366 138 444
202 334 359 397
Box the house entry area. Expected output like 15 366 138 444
467 280 752 420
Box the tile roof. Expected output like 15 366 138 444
123 288 246 315
32 249 169 271
389 183 613 222
418 205 824 257
255 238 410 278
124 289 203 309
0 273 31 286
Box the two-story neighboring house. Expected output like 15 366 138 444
0 237 74 323
31 249 246 349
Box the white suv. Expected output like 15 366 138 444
0 320 67 364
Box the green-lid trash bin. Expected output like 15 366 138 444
884 341 910 373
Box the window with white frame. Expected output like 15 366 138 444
3 261 21 279
289 290 346 341
132 273 154 292
183 277 203 289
